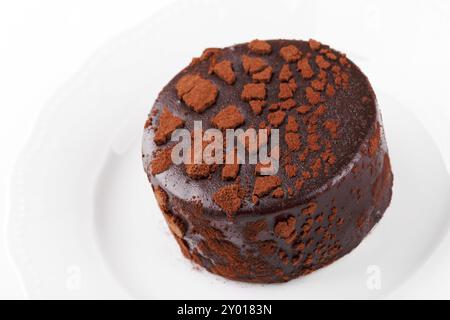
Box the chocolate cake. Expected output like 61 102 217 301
142 39 393 283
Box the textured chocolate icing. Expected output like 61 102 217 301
142 39 393 283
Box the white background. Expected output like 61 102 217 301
1 0 450 299
0 0 171 299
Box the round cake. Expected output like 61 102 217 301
142 39 393 283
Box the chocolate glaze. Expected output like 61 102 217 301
142 39 393 283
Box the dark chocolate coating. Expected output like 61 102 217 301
142 39 393 283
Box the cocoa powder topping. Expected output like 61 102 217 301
222 148 240 181
154 107 184 145
286 116 299 132
176 74 218 113
326 84 336 97
248 39 272 54
242 55 267 74
267 110 286 127
278 83 294 100
280 99 296 110
211 105 245 129
212 60 236 85
280 45 302 62
253 176 282 197
297 105 311 114
272 187 285 198
324 119 339 138
308 39 321 51
274 216 296 239
297 58 315 79
185 163 212 179
285 164 298 178
285 132 301 152
249 100 265 115
222 163 240 180
305 87 322 104
241 83 266 101
316 55 331 70
279 64 293 81
150 146 173 175
213 184 242 215
252 66 273 83
302 202 318 215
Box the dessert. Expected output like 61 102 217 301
142 39 393 283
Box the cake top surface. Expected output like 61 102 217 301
143 39 377 217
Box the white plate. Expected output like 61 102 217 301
7 0 450 299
